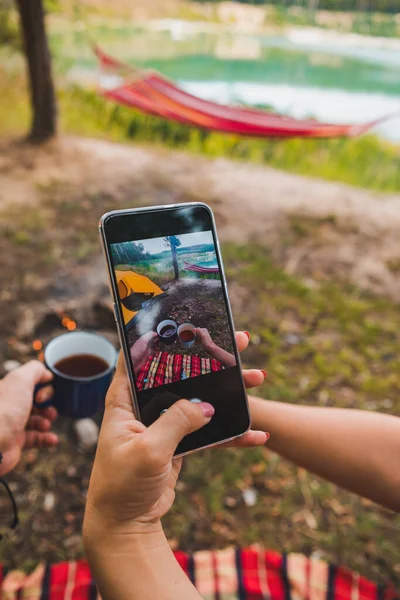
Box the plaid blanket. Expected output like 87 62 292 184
0 548 397 599
136 351 223 390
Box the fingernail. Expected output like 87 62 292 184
199 402 215 418
244 331 250 340
265 432 270 441
261 369 267 378
38 386 53 402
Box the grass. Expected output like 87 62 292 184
1 71 400 193
62 87 400 194
164 243 400 586
0 149 399 584
265 4 400 38
223 244 400 411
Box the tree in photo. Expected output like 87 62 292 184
111 242 150 266
164 236 181 280
15 0 57 142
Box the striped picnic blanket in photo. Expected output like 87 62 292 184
136 351 223 390
0 548 398 599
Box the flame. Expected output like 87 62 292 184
66 320 77 331
32 340 43 351
38 351 45 363
61 314 77 331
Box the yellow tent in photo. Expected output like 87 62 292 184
116 270 164 326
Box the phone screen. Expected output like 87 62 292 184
104 205 249 455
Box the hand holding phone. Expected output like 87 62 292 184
100 203 252 456
87 341 267 530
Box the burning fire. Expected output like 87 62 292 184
32 340 42 351
61 315 77 331
32 340 45 362
30 314 77 362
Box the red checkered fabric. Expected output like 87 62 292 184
136 351 223 390
0 548 397 599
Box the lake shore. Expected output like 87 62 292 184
50 9 400 52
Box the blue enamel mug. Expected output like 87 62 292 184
37 331 117 419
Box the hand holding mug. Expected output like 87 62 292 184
0 361 58 476
194 327 215 353
130 331 158 375
38 331 116 420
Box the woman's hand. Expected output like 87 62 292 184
194 327 215 353
0 361 58 476
84 331 267 541
83 331 267 600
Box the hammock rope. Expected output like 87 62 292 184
94 45 397 139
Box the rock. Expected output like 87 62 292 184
3 360 21 372
224 496 237 508
284 333 301 345
242 488 258 507
66 465 77 477
43 492 56 512
64 534 82 549
74 418 99 451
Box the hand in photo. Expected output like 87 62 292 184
130 331 158 375
194 327 214 352
194 327 236 368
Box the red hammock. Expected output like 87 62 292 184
95 45 394 139
184 260 219 274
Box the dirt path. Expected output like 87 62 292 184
1 135 400 300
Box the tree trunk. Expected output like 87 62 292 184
171 246 179 280
16 0 57 143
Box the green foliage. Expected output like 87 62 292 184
44 0 62 14
0 1 19 49
165 235 181 250
194 0 399 13
0 75 399 194
111 242 150 265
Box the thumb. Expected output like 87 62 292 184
105 353 135 416
146 399 215 456
6 360 52 390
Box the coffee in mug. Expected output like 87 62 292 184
36 331 117 419
178 323 196 349
159 325 176 338
54 354 109 378
157 319 177 345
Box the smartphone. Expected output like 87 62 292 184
99 203 250 456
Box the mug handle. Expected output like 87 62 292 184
33 381 54 410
